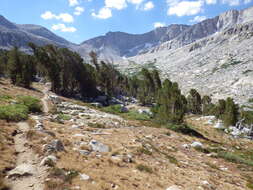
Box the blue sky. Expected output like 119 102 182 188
1 0 253 44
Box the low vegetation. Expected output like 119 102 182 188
17 96 42 113
0 104 29 121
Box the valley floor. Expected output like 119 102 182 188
0 79 253 190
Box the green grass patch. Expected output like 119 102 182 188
122 111 151 121
17 96 42 113
247 182 253 189
57 113 71 121
0 94 12 102
0 104 29 121
217 151 253 167
101 105 152 121
101 105 124 114
136 164 153 173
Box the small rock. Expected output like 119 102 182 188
44 139 65 152
191 141 203 148
80 173 90 181
166 185 182 190
182 144 190 149
79 150 91 155
89 140 110 153
40 155 57 166
214 121 225 129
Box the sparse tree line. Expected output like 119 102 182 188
0 45 245 127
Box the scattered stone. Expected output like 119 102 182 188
80 173 90 181
89 140 110 153
190 141 203 148
73 134 86 137
40 155 57 166
122 154 133 163
182 144 190 149
214 120 225 129
91 102 103 108
8 164 36 178
166 185 182 190
79 150 91 156
44 139 65 152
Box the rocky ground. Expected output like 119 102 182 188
0 79 253 190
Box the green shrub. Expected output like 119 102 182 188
0 104 28 121
101 105 123 114
17 96 42 113
217 152 253 167
123 111 151 121
0 95 12 102
241 111 253 125
57 114 71 121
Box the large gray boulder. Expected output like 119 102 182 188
8 164 36 178
89 140 110 153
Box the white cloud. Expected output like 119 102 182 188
244 0 252 3
41 11 56 20
52 23 77 32
127 0 144 4
206 0 217 4
91 7 112 19
69 0 79 6
222 0 240 5
143 1 154 10
167 1 203 17
154 22 166 28
74 6 84 15
41 11 74 23
190 15 207 22
58 13 74 22
105 0 127 10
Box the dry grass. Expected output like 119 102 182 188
0 120 17 189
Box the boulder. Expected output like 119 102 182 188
214 121 225 129
8 164 36 178
191 141 203 148
89 140 110 153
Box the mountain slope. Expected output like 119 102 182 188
122 8 253 104
0 16 73 51
78 25 190 59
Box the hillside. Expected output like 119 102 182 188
120 7 253 105
0 79 253 190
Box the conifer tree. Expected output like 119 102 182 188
223 97 239 127
187 89 202 114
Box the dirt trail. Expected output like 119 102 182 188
7 86 50 190
42 84 50 114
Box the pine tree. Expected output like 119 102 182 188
223 97 239 127
187 89 202 114
7 47 22 85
